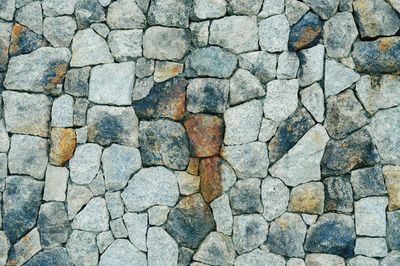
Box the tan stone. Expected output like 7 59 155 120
50 128 76 166
289 182 325 214
199 157 223 203
383 165 400 211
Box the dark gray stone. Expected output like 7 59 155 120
9 24 47 56
350 166 387 200
303 0 340 19
324 175 353 213
230 178 263 215
65 67 90 97
38 202 69 247
165 193 215 249
24 247 72 266
148 0 192 28
288 12 323 51
3 176 44 243
388 211 400 250
73 98 89 127
305 213 355 257
75 0 106 29
321 128 379 176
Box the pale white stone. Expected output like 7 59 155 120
300 83 325 122
43 165 68 201
210 194 233 235
147 227 178 266
124 212 148 251
264 79 298 122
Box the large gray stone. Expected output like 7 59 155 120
147 227 178 266
108 30 143 61
259 15 289 52
303 0 340 19
66 230 98 266
148 0 191 28
262 177 289 221
300 83 325 123
42 0 78 16
350 166 387 200
235 249 286 266
24 247 72 266
7 228 42 265
324 175 354 213
72 197 109 232
298 45 325 87
75 0 105 29
123 212 147 251
230 69 264 105
107 0 146 29
15 1 42 34
0 0 15 21
233 214 269 254
0 231 10 265
37 202 69 247
193 0 226 19
354 237 387 258
354 196 387 237
43 165 69 202
44 16 77 47
193 232 235 265
238 51 277 83
210 194 233 235
121 167 179 212
230 178 263 215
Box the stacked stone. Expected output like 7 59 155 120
0 0 399 265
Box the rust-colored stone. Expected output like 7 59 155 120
184 114 223 158
289 182 325 215
9 23 47 56
50 128 76 166
199 157 223 203
187 157 200 175
294 26 322 50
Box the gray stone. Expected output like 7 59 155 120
387 210 400 250
325 60 360 96
7 228 42 266
348 256 379 266
73 98 89 127
303 0 340 19
193 0 226 19
107 0 146 29
43 16 77 47
76 127 88 144
185 47 237 78
230 178 263 215
0 22 12 71
3 91 51 137
368 106 400 164
324 175 353 213
352 37 400 74
224 100 263 145
261 177 289 221
286 258 305 266
305 213 355 257
8 135 48 179
70 29 113 67
43 165 68 202
176 172 200 196
285 0 310 25
353 0 400 38
355 196 387 237
52 94 74 127
389 0 400 11
235 249 286 266
136 58 154 78
148 206 170 226
165 193 215 249
148 227 178 266
325 90 368 139
42 0 78 16
70 143 102 185
350 166 387 200
258 119 278 142
354 237 387 257
89 62 135 105
0 154 6 191
229 69 264 105
3 176 43 243
238 51 277 83
24 247 72 266
263 79 298 122
259 0 285 18
110 218 128 238
100 239 147 266
67 183 93 220
298 45 324 87
0 0 15 21
87 105 139 147
233 214 269 254
96 231 114 254
15 1 43 34
189 21 209 47
91 23 110 37
139 120 189 170
65 67 90 97
209 16 258 54
268 213 306 257
289 182 325 215
187 78 229 114
108 30 142 62
143 27 190 61
221 142 269 179
0 120 9 153
277 52 299 79
66 230 98 266
305 254 346 266
270 124 329 187
210 194 233 235
4 47 71 93
324 12 358 58
148 0 191 28
356 75 400 114
105 192 124 219
72 197 109 232
259 15 289 52
122 167 179 212
123 212 148 251
381 251 400 266
227 0 262 15
321 128 379 176
75 0 105 29
38 202 69 247
178 247 194 266
300 83 325 123
193 232 235 265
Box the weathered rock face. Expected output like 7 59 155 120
199 157 223 203
9 24 47 56
165 193 215 249
288 12 323 51
193 232 235 265
49 128 76 166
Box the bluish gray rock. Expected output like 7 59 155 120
38 202 69 247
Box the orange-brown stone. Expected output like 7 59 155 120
187 157 200 175
199 157 223 203
184 114 223 158
50 128 76 166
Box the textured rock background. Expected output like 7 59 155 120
0 0 400 265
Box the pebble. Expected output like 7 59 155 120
221 142 269 179
139 120 189 170
193 232 235 265
8 135 48 179
72 197 109 232
148 0 191 28
108 30 143 62
383 165 400 211
354 237 387 257
209 16 258 54
99 239 147 266
259 15 289 52
324 60 360 96
300 83 325 122
270 124 330 187
298 44 325 87
123 212 147 251
210 194 233 235
7 228 42 266
193 0 226 19
289 182 325 214
355 197 387 237
148 227 178 266
303 0 340 19
121 167 179 212
233 214 269 254
267 212 307 257
350 166 387 200
323 12 358 58
288 12 323 51
230 178 263 215
235 249 286 266
264 79 298 122
66 230 98 266
324 175 353 213
107 0 146 29
43 165 69 201
37 202 69 247
69 143 102 185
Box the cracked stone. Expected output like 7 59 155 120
107 0 146 29
238 51 277 83
72 197 109 232
193 232 235 265
69 143 102 185
289 182 325 215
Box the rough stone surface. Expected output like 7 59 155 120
383 166 400 211
300 83 325 123
49 128 76 166
230 69 264 105
230 178 263 215
387 210 400 250
259 15 289 52
324 60 360 96
355 197 387 237
24 247 72 266
303 0 340 19
354 237 387 257
66 230 98 266
7 228 42 266
148 0 191 28
261 177 289 221
351 166 387 200
210 194 233 235
37 202 69 247
72 197 109 232
239 51 277 83
148 227 178 266
123 212 147 251
44 16 77 47
193 232 235 265
193 0 226 19
235 249 286 266
69 143 102 185
107 0 146 29
298 45 325 87
289 12 323 51
289 182 325 215
43 165 69 201
324 175 354 213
